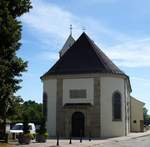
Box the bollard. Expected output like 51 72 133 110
56 133 59 146
69 137 72 144
80 130 82 143
89 131 91 141
69 132 72 144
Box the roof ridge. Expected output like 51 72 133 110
93 43 123 73
83 33 124 74
84 35 110 71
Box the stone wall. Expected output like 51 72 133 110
56 77 101 138
56 78 65 136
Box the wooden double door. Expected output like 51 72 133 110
72 112 85 137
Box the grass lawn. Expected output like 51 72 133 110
0 143 14 147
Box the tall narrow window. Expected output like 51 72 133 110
112 92 122 121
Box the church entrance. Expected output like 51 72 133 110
72 112 85 137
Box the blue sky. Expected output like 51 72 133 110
17 0 150 113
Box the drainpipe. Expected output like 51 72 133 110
124 79 127 136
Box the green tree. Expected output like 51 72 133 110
143 107 150 125
7 99 43 124
0 0 32 135
22 100 43 124
7 96 24 122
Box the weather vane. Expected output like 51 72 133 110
82 26 86 32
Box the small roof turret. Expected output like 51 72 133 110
59 34 75 57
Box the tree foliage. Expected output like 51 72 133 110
22 100 43 124
38 116 47 134
0 0 32 119
7 96 23 122
143 107 150 125
8 99 43 124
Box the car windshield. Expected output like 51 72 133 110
12 125 23 130
11 124 32 130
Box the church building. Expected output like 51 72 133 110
41 32 132 138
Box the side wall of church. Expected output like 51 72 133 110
43 79 57 137
100 77 126 137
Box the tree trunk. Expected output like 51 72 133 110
3 101 8 143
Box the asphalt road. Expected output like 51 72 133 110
100 135 150 147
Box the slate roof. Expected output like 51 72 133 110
59 35 75 57
41 32 127 77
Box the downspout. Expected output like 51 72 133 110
124 78 127 136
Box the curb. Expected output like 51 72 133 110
102 131 150 144
131 133 150 139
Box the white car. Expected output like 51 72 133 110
10 123 36 138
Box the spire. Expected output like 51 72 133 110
59 30 75 57
59 25 75 57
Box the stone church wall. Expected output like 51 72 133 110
56 77 101 138
43 74 129 138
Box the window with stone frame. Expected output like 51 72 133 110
112 91 122 121
69 89 87 99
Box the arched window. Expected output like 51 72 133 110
112 91 122 120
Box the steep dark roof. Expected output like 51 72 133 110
42 32 126 77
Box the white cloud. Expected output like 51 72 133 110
22 0 81 42
37 51 59 61
104 38 150 67
21 0 150 68
22 0 131 63
22 0 129 45
80 0 118 4
131 76 150 86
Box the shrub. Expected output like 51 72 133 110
38 117 47 135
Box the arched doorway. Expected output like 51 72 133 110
72 112 85 137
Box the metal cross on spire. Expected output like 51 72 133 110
69 25 86 35
70 24 73 36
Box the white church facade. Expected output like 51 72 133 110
41 33 143 138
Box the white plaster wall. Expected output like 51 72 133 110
43 79 57 137
131 98 144 132
101 77 125 137
63 78 94 105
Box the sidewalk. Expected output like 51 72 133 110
8 130 150 147
101 130 150 143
